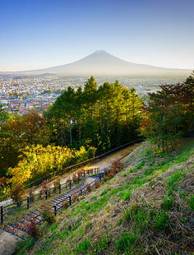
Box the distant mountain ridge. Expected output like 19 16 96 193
8 50 193 77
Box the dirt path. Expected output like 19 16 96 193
32 144 138 193
0 143 138 255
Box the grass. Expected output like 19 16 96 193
123 204 150 228
75 239 91 254
15 140 194 255
188 195 194 211
161 195 174 210
115 232 137 253
118 190 132 201
15 237 35 255
93 235 110 254
167 170 185 194
153 211 169 231
122 204 170 236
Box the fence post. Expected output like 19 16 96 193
27 197 30 209
0 206 3 224
54 205 57 216
68 196 72 206
29 192 34 203
45 190 48 200
59 183 61 194
69 180 72 190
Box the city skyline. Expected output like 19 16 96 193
0 0 194 71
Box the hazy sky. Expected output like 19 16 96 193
0 0 194 71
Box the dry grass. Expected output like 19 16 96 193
16 140 194 255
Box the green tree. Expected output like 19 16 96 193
143 71 194 151
46 77 143 153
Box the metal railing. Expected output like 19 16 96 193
0 139 141 224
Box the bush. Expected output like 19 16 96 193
115 232 137 253
42 210 55 224
10 184 24 207
26 220 40 239
86 185 92 193
40 180 48 198
9 145 94 186
95 181 100 189
87 146 96 158
110 160 124 175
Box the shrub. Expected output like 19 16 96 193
40 180 48 198
87 146 96 158
26 220 39 239
95 181 100 189
111 160 124 175
42 210 55 224
115 232 137 253
9 145 94 186
10 184 24 207
86 185 92 193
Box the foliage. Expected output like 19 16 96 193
26 220 40 239
9 145 95 186
9 183 24 206
142 72 194 151
46 77 143 153
42 210 55 224
15 141 194 255
0 110 50 176
0 104 9 123
1 77 142 193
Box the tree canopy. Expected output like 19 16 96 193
142 71 194 151
46 77 143 152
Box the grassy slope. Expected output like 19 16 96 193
16 140 194 255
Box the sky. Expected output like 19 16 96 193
0 0 194 71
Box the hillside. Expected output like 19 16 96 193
16 140 194 255
21 51 190 77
